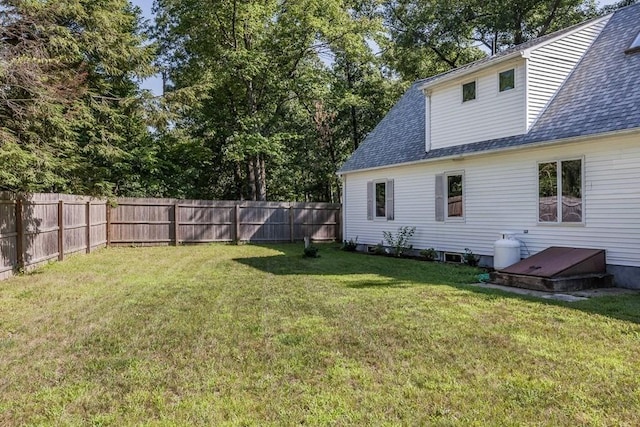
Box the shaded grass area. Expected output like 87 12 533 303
0 243 639 425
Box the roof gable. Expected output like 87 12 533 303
339 4 640 174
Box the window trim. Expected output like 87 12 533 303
498 68 516 92
462 80 477 103
536 157 585 226
445 171 465 221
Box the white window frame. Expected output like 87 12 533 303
462 80 477 103
445 171 465 221
536 157 585 225
498 68 516 93
373 179 387 220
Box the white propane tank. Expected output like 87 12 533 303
493 231 521 270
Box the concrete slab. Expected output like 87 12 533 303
471 282 640 301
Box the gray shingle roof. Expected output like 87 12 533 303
339 4 640 174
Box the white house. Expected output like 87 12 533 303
337 4 640 288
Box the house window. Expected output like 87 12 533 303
626 31 640 54
538 159 583 223
499 69 515 92
447 174 463 218
367 179 394 221
462 81 476 102
375 181 386 218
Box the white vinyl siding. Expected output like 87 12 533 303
527 16 610 129
430 59 526 149
343 132 640 268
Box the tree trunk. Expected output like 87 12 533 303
247 158 257 201
346 64 360 151
256 154 267 201
235 162 244 200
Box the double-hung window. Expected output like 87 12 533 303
367 179 395 221
435 172 464 221
538 159 583 223
447 174 464 218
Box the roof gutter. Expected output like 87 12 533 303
336 127 640 176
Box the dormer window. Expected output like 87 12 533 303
625 31 640 54
499 69 515 92
462 81 476 102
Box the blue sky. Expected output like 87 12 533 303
132 0 620 96
132 0 162 95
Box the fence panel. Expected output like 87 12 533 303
0 193 108 278
109 198 341 246
0 193 341 279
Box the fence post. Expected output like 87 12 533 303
15 198 24 271
106 203 111 247
174 202 180 246
289 204 295 242
86 201 91 253
58 200 65 261
234 204 241 242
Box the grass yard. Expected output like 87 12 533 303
1 244 639 425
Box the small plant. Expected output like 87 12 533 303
303 245 320 258
341 237 358 252
374 242 387 255
382 226 416 257
463 248 480 267
420 247 438 261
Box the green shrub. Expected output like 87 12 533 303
341 237 358 252
303 246 320 258
382 226 416 257
463 248 479 266
420 247 438 261
374 242 387 255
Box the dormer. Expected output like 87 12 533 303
421 14 611 152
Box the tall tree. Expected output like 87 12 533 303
0 0 154 195
154 0 387 201
383 0 598 81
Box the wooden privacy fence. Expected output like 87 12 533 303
109 198 341 246
0 193 108 280
0 193 341 279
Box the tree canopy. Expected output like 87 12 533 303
0 0 631 200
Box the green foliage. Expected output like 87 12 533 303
152 0 400 202
341 237 359 252
383 0 599 81
303 245 320 258
0 0 155 196
382 226 416 257
420 247 438 261
463 248 480 267
374 242 387 255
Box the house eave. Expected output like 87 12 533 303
337 127 640 176
417 14 612 92
417 52 525 91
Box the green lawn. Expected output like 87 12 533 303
1 244 639 426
